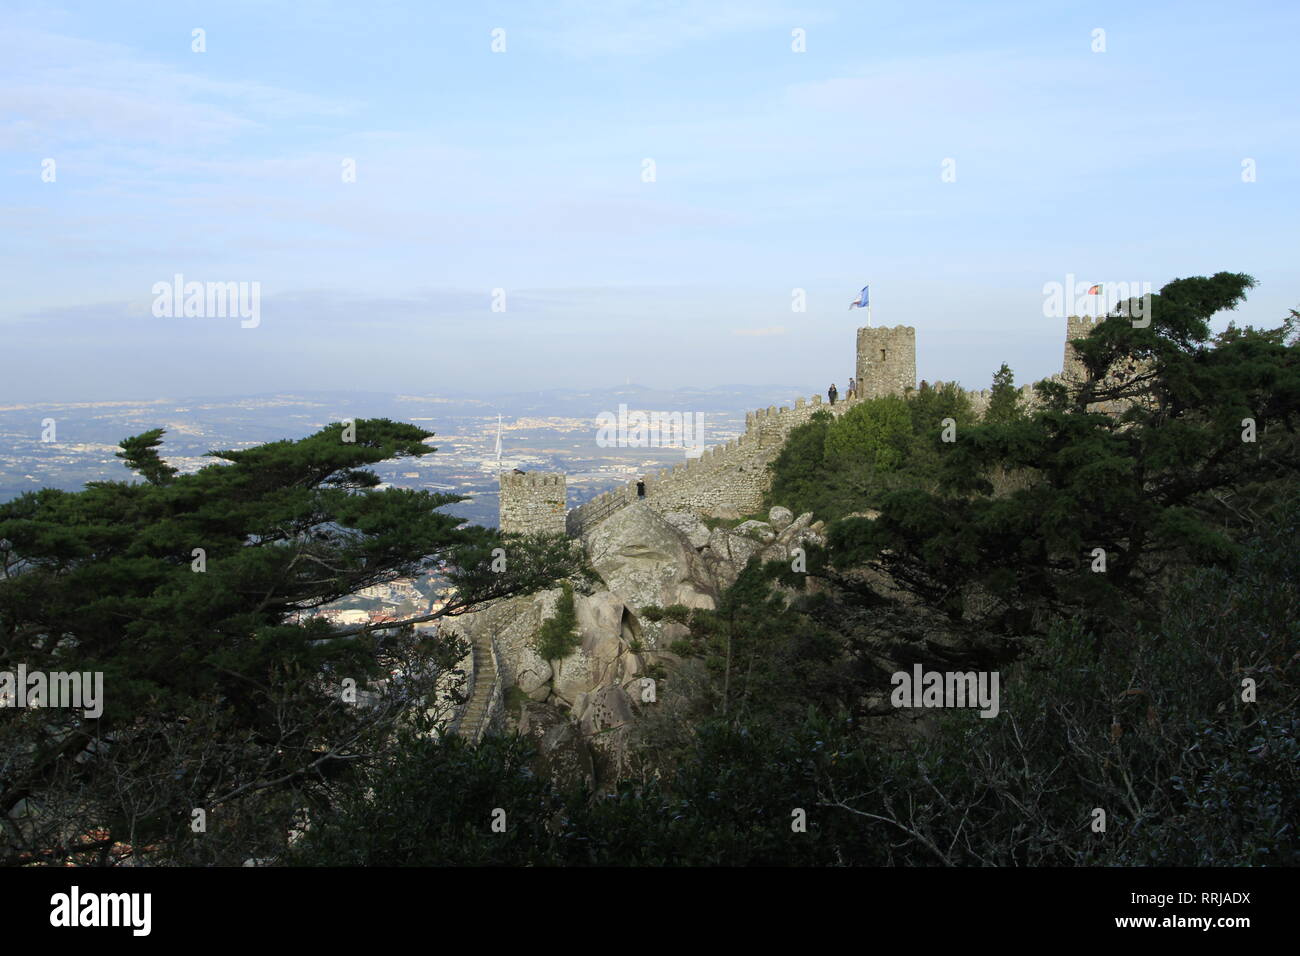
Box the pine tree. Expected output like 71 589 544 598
0 418 582 864
984 363 1022 424
830 273 1300 636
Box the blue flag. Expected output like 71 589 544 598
849 285 869 309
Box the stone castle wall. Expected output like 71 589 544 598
499 472 567 536
536 314 1110 537
931 380 1046 418
566 392 854 535
925 314 1101 415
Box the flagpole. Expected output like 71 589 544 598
495 414 503 474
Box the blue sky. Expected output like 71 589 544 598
2 0 1297 402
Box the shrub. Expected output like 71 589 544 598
536 582 581 661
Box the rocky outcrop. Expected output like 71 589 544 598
516 645 553 701
662 511 711 549
517 701 594 791
451 501 824 782
768 506 794 531
760 506 823 566
580 503 717 638
552 648 599 706
576 683 635 774
691 506 825 591
701 527 763 588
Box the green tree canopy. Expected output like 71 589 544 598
830 274 1300 635
0 418 581 864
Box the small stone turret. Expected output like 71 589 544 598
498 472 567 535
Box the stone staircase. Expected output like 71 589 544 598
455 631 501 743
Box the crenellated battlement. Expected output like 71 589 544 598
545 311 1121 537
566 388 851 535
499 471 566 489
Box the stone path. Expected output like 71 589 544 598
456 631 498 742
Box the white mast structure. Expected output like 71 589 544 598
494 414 503 472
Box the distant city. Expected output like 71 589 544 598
0 383 811 529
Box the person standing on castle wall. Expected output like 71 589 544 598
847 377 857 401
828 383 838 405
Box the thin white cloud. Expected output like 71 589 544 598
0 27 360 150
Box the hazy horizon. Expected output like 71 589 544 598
0 380 825 409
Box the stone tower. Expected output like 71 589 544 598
498 472 567 535
1062 314 1101 382
856 325 917 400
